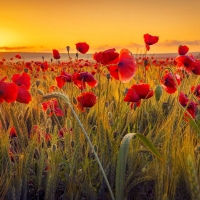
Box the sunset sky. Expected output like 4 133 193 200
0 0 200 54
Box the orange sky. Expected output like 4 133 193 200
0 0 200 53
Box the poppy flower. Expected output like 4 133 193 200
191 85 200 99
76 42 89 54
30 125 52 143
76 92 97 111
41 62 49 72
179 92 189 107
160 72 181 94
108 49 137 83
178 92 198 119
42 99 64 116
0 77 18 103
178 45 189 55
124 83 154 107
15 54 21 59
16 85 31 104
144 33 159 51
175 55 196 73
12 72 31 90
52 49 60 59
192 60 200 75
56 71 72 88
93 48 119 65
10 127 17 138
72 72 98 90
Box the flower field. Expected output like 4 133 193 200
0 35 200 200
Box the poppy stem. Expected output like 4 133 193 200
42 92 115 200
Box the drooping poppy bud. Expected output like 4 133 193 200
155 85 162 101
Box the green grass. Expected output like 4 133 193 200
0 58 200 199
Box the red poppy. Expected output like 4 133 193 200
93 48 119 65
10 127 17 138
144 33 159 51
175 55 196 73
160 72 181 94
76 92 97 111
124 83 154 107
191 85 200 99
42 100 64 116
186 101 198 119
178 45 189 55
0 77 18 103
56 71 72 88
15 54 21 59
178 92 198 119
179 92 189 107
72 72 98 90
16 85 31 104
108 49 137 83
12 72 31 90
76 42 89 54
30 125 52 143
192 60 200 75
41 61 49 72
52 49 60 59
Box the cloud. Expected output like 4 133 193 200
94 42 143 51
158 40 200 47
0 46 34 50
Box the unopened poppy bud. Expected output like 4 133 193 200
144 59 148 66
71 140 75 148
66 118 72 130
52 144 57 152
124 88 129 95
108 112 112 119
155 85 162 101
46 108 51 115
24 68 29 73
66 46 70 52
113 131 118 138
37 89 44 96
106 74 110 80
34 148 40 159
73 97 77 104
36 80 40 87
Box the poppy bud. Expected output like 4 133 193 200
144 59 148 66
36 80 40 87
66 118 72 130
46 108 51 115
113 131 118 138
108 112 112 119
71 140 75 148
106 74 110 80
155 85 162 101
124 88 129 95
34 148 40 159
52 144 57 152
73 97 77 104
66 46 70 52
24 68 29 73
37 89 44 96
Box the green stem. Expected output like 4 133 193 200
42 92 115 200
